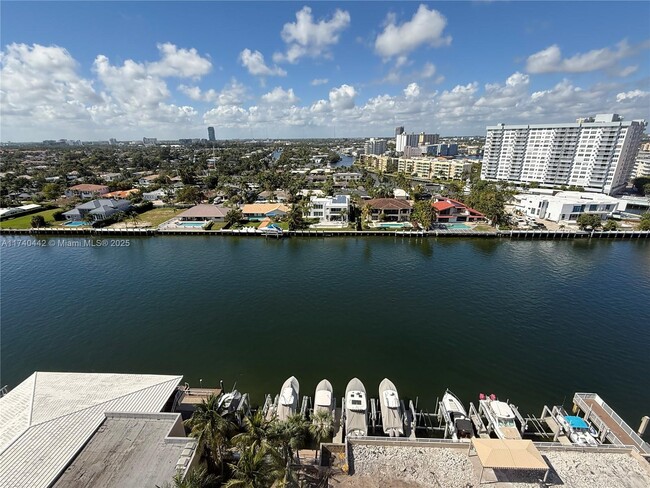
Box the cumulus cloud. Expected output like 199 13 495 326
403 83 421 98
329 84 357 110
261 86 299 105
239 49 286 76
616 90 649 102
526 40 650 74
273 6 351 63
147 43 212 78
421 62 436 78
311 78 329 86
375 5 451 59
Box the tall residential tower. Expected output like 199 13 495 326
207 126 215 141
481 114 646 195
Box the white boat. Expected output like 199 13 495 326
479 393 521 440
313 379 335 416
277 376 299 421
378 378 404 437
555 413 599 446
345 378 368 438
217 389 250 422
441 389 473 441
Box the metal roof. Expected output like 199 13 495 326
0 371 182 488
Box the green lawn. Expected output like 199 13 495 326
473 224 496 232
136 207 181 227
0 208 61 229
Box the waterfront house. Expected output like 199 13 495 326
62 199 132 222
177 204 228 222
64 184 109 199
364 198 412 222
242 203 290 221
513 191 619 223
433 198 485 223
100 172 122 182
306 195 350 223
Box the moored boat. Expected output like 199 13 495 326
479 393 522 440
313 379 335 416
345 377 368 438
441 389 473 441
378 378 404 437
277 376 299 421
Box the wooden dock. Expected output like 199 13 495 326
573 392 650 455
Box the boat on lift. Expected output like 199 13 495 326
345 378 368 438
378 378 404 437
479 393 521 440
440 389 473 441
277 376 299 421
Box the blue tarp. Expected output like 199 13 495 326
565 416 589 429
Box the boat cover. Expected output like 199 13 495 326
280 387 295 406
315 390 332 407
383 390 400 408
565 416 589 429
455 418 474 438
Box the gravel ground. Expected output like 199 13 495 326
338 444 650 488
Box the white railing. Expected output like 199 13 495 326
574 393 650 454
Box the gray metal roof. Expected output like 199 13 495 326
0 372 182 488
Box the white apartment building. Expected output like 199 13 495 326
306 195 350 223
482 114 647 195
514 191 619 223
397 157 473 180
396 133 420 152
633 150 650 178
364 138 387 155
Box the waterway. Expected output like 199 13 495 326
1 236 648 436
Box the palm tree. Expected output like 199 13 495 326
129 211 141 228
185 394 237 475
224 444 283 488
309 411 334 462
164 466 219 488
232 411 273 453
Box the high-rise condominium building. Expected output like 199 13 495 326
481 114 647 195
395 126 405 136
395 130 439 153
207 126 216 141
364 138 387 155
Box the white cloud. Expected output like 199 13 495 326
311 78 329 86
616 89 649 102
274 6 351 63
239 49 286 76
147 43 212 78
403 83 421 98
526 40 649 74
375 4 451 59
329 84 356 110
261 86 299 105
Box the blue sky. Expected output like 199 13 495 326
1 1 649 141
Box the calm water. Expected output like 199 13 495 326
1 236 649 435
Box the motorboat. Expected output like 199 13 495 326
378 378 404 437
313 379 335 416
555 412 599 446
479 393 521 440
441 389 473 441
217 389 250 422
277 376 299 421
345 378 368 438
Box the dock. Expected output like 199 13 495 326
573 392 650 455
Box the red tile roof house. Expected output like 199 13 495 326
64 184 109 199
364 198 412 222
433 198 485 222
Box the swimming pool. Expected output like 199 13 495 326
64 221 87 227
374 222 413 229
177 221 205 228
444 223 471 229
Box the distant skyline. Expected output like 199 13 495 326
1 1 649 141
